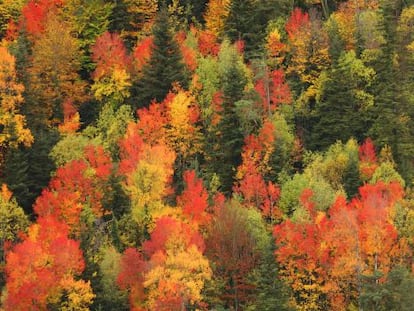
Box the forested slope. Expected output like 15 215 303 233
0 0 414 310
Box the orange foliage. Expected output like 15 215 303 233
274 181 408 310
197 30 220 56
34 146 112 230
91 31 131 80
177 170 211 227
4 216 89 310
21 0 64 37
255 69 292 112
133 36 153 73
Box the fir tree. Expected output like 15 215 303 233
132 8 189 109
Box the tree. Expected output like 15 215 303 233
204 0 230 37
205 201 262 309
309 50 375 150
63 0 114 73
176 170 210 228
27 12 87 126
118 216 211 310
133 8 188 109
0 46 33 165
91 32 132 106
4 216 94 310
20 0 64 38
208 41 248 193
34 145 112 232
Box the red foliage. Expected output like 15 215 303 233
143 216 205 257
91 31 131 80
177 170 210 227
234 39 245 54
135 98 169 145
4 216 85 311
274 182 407 309
117 248 146 311
285 8 310 40
359 138 378 180
197 30 220 56
255 69 292 112
180 44 198 71
21 0 63 37
118 123 146 176
34 146 112 230
133 36 153 72
359 138 377 163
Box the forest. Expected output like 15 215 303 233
0 0 414 310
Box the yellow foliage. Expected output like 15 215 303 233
144 244 212 308
56 278 95 311
28 13 87 126
92 68 131 103
0 46 33 150
125 144 176 225
124 0 158 39
166 90 203 159
204 0 230 37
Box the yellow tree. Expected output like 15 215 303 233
118 127 176 232
166 89 203 165
143 216 211 310
27 12 87 126
204 0 230 37
0 46 33 164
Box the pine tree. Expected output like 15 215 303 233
132 8 188 109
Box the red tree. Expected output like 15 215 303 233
4 216 91 310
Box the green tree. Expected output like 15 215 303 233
212 41 248 193
133 8 189 109
63 0 114 74
309 50 375 150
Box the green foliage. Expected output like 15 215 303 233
360 266 414 311
212 41 249 193
133 8 189 108
93 246 129 310
84 104 133 158
64 0 114 73
2 129 58 213
309 51 375 150
50 134 91 167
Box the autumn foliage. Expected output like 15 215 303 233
4 216 93 310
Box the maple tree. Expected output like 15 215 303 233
118 216 211 310
133 36 153 73
91 31 132 105
118 124 176 234
20 0 64 38
176 170 210 228
34 145 112 232
359 138 378 181
254 69 292 114
4 215 94 310
165 89 202 163
285 8 330 100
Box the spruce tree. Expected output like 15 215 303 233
369 1 414 182
309 51 375 150
213 43 247 193
132 8 189 109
